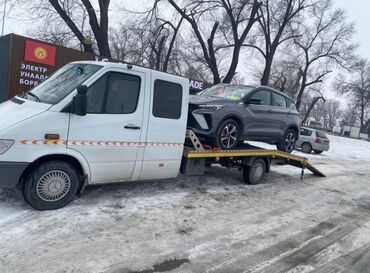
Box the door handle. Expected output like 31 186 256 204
124 125 141 130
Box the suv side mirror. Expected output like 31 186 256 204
73 85 88 116
247 98 263 105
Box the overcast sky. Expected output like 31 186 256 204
335 0 370 60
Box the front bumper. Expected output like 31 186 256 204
0 162 28 188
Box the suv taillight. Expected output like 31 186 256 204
315 138 322 144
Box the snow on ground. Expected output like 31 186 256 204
0 135 370 273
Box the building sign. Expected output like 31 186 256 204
19 63 49 87
190 80 204 91
24 40 56 66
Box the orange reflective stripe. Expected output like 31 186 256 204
19 140 183 148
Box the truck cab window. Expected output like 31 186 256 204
153 80 183 119
105 73 141 114
86 72 141 114
87 74 107 113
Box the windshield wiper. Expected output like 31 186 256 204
27 91 41 102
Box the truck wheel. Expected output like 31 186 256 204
243 159 266 185
314 150 323 154
301 143 312 154
216 119 240 150
23 161 80 210
277 129 297 153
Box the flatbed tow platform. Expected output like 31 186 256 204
182 130 325 185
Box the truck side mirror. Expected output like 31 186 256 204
73 85 88 116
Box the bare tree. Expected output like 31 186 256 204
301 92 326 125
6 0 111 57
269 58 302 98
337 60 370 132
248 0 307 85
164 0 261 84
326 99 342 129
293 0 355 110
310 99 342 129
110 11 184 74
137 8 184 72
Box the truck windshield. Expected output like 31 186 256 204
20 64 102 104
200 84 254 101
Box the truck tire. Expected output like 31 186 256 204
301 142 313 154
215 119 240 150
22 161 80 210
277 129 297 153
243 159 266 185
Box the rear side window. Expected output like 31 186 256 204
250 90 271 105
153 80 183 119
316 131 328 138
300 129 313 136
286 98 297 110
272 93 287 108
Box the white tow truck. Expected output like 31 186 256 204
0 61 324 210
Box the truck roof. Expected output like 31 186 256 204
70 60 189 82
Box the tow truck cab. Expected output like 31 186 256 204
0 61 189 210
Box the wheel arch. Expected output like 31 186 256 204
19 154 87 188
287 125 299 135
243 157 271 173
220 114 244 132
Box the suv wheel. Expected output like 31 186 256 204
23 161 80 210
216 119 240 150
277 129 297 153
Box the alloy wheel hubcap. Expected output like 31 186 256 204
220 123 238 149
284 133 296 152
36 170 71 202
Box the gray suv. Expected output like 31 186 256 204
187 84 300 153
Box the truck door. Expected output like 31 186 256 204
67 70 145 184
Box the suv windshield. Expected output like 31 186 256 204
200 85 254 101
20 63 102 104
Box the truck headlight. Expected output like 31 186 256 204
0 139 15 154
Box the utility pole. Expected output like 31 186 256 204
1 0 7 36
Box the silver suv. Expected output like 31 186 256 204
295 127 330 154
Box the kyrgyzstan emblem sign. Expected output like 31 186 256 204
24 40 57 66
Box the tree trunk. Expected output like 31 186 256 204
360 105 365 133
302 97 326 125
261 55 274 85
48 0 95 54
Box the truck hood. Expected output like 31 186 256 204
0 98 52 133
